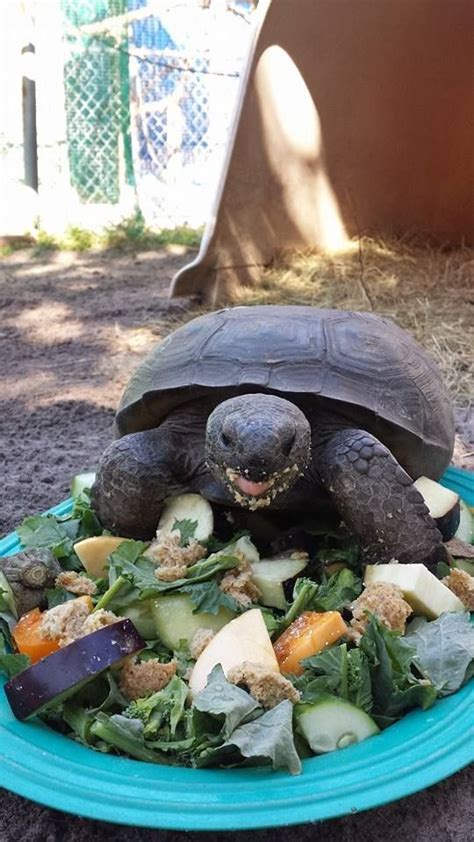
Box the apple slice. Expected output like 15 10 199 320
413 476 460 541
364 563 465 619
189 608 280 695
74 535 129 578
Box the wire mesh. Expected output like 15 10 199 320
58 0 257 224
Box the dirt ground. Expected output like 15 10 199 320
0 246 472 841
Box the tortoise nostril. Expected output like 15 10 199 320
281 431 296 457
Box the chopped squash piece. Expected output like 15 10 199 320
274 611 347 675
13 608 61 663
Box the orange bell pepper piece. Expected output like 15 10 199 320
274 610 347 675
12 608 61 663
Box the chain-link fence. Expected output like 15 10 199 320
0 0 258 233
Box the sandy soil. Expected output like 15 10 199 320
0 247 472 841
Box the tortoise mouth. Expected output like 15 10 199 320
232 476 275 497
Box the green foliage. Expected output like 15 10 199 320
172 518 198 546
296 643 373 713
5 212 202 257
101 211 202 251
0 627 30 679
62 225 94 251
359 615 437 724
124 674 189 738
34 229 59 252
405 613 474 696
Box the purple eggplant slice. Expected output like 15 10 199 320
4 619 144 721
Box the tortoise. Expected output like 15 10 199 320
92 306 455 566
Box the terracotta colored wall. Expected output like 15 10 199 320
172 0 474 301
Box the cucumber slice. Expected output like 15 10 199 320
152 593 235 650
454 502 473 545
0 569 18 618
158 494 214 542
295 695 380 753
71 472 96 498
122 599 156 640
251 556 308 610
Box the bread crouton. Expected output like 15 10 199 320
350 581 412 635
55 570 97 596
220 557 261 607
227 661 300 708
442 568 474 610
119 658 177 700
146 530 206 582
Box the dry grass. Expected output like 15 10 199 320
231 235 473 406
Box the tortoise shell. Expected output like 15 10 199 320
116 306 454 473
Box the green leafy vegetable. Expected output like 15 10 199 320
312 569 362 612
272 569 361 638
315 545 361 567
109 543 240 600
181 580 240 615
273 577 319 637
202 700 302 776
124 674 188 738
173 518 198 546
90 713 172 764
193 665 260 738
296 643 373 713
0 629 30 678
359 615 436 723
405 613 474 696
71 490 103 540
17 515 77 561
62 703 95 744
44 587 77 609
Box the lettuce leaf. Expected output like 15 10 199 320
405 613 474 696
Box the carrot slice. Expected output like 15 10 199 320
12 608 61 663
274 611 347 675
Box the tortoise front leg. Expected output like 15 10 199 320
91 428 193 540
316 429 447 567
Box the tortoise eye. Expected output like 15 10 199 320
221 432 232 447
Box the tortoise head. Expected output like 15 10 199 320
205 394 311 508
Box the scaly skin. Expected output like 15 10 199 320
92 396 450 565
316 428 448 566
91 427 192 538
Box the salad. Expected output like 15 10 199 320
0 477 473 776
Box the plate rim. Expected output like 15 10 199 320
1 487 473 831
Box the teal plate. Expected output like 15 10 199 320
1 472 473 830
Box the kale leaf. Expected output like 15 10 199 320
359 615 436 723
405 612 474 696
296 642 373 713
